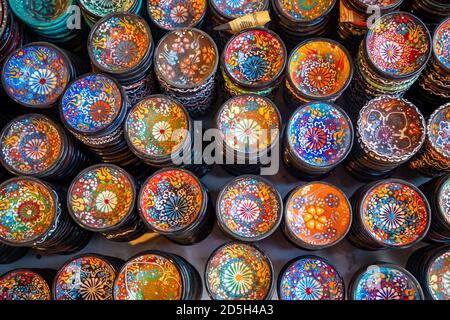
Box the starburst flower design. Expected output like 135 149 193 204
23 137 48 161
222 261 255 296
378 202 406 230
236 198 261 223
379 41 403 64
152 121 173 142
234 119 262 145
95 190 118 213
295 276 324 300
29 68 57 95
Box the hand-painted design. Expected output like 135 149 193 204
206 243 272 300
139 169 203 232
427 250 450 300
428 104 450 159
0 270 51 300
8 0 72 25
223 29 286 87
0 178 55 244
147 0 206 30
353 264 422 300
366 12 431 77
217 95 280 154
358 96 426 162
155 28 217 87
2 44 70 106
218 176 281 240
211 0 266 19
278 0 335 21
54 255 116 300
288 40 352 98
279 257 344 300
288 102 352 167
433 18 450 70
114 253 183 300
125 96 188 158
0 115 63 175
89 13 150 73
438 177 450 224
61 74 122 134
286 183 351 247
69 165 134 230
80 0 136 17
361 181 429 247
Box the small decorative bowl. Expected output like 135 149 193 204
0 269 52 300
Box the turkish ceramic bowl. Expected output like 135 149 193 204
284 102 353 178
348 262 424 300
283 182 352 250
215 94 281 175
53 253 124 300
0 113 88 180
406 244 450 300
409 103 450 177
114 250 202 300
347 179 431 250
0 242 28 264
345 96 426 180
216 175 282 242
68 164 147 242
205 241 274 300
154 28 218 117
138 168 214 245
277 255 345 300
78 0 142 27
221 28 287 98
0 269 54 300
0 176 91 254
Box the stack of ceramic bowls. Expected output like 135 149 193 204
124 95 208 177
348 263 424 300
78 0 142 27
284 102 353 179
283 182 352 250
271 0 336 49
2 42 82 109
216 176 282 242
409 103 450 177
0 269 54 300
68 164 147 242
407 17 450 115
208 0 269 49
0 114 88 180
88 13 155 105
138 168 214 245
337 0 404 53
215 95 281 175
60 73 141 169
419 174 450 243
221 28 286 99
146 0 206 38
114 251 202 300
285 38 353 105
345 12 431 114
278 256 345 300
347 179 430 250
0 0 24 69
406 244 450 300
154 28 218 117
0 242 27 264
0 177 91 255
403 0 450 29
53 254 124 300
345 96 426 181
205 242 274 300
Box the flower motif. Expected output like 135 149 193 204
17 201 41 223
304 206 327 231
23 137 48 161
241 55 267 81
295 276 324 300
28 68 57 95
222 261 255 296
236 198 261 223
379 41 403 65
300 124 328 153
226 0 244 9
375 286 401 300
79 277 108 300
170 5 188 24
95 190 118 213
90 100 112 123
114 40 138 66
162 195 189 222
234 119 262 145
152 121 172 142
306 62 335 93
378 202 406 230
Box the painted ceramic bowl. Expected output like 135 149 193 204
216 95 281 157
53 254 118 300
273 0 336 23
350 263 423 300
79 0 138 19
217 175 282 241
359 179 430 248
0 177 57 246
154 28 218 89
287 39 353 100
205 242 274 300
223 28 286 89
437 175 450 226
365 12 431 78
284 182 351 249
425 248 450 300
433 17 450 71
8 0 73 27
357 96 426 164
287 102 353 169
427 103 450 161
278 256 344 300
0 269 51 300
2 42 71 107
210 0 268 19
147 0 206 30
68 164 136 232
